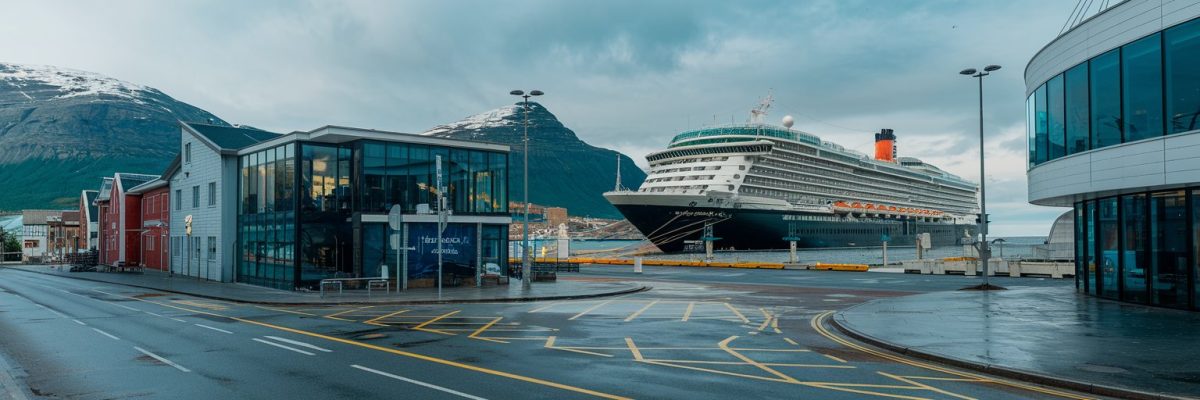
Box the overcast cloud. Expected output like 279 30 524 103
1 0 1082 236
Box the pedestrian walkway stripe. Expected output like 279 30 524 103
352 364 488 400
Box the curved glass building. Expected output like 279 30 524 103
1026 0 1200 310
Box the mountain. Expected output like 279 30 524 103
423 102 646 219
0 63 226 210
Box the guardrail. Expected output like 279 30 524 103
319 277 391 298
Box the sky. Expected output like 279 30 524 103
1 0 1087 236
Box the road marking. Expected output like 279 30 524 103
756 308 773 331
623 300 659 322
171 318 188 323
351 364 488 400
468 317 507 343
134 347 191 372
252 338 315 356
544 336 613 357
642 359 854 368
265 336 332 352
95 287 632 400
72 319 86 326
255 305 317 316
91 327 120 340
37 305 68 318
324 306 374 321
145 311 163 317
681 302 696 322
772 316 782 334
783 338 799 346
718 336 800 383
723 303 750 324
364 309 410 326
878 371 977 400
624 338 644 361
412 310 460 335
195 324 233 334
527 303 559 313
809 311 1090 400
821 354 848 363
568 301 612 320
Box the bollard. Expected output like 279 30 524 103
634 257 643 274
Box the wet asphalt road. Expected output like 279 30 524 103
0 266 1103 400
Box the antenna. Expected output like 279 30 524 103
749 92 774 124
614 152 622 191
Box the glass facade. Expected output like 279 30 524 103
1029 17 1200 168
1074 188 1200 310
238 138 510 290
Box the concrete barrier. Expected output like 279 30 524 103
1009 261 1074 278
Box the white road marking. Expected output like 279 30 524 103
264 336 332 352
109 302 141 312
34 304 67 318
352 364 488 400
72 319 86 326
91 328 120 340
134 347 191 372
195 324 233 334
171 318 188 323
252 338 314 356
145 311 163 317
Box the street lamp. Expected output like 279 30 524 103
960 65 1005 290
510 89 543 290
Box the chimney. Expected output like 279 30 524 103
874 129 896 162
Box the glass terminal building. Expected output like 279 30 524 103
234 126 510 290
1026 0 1200 310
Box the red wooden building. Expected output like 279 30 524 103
128 180 170 271
96 173 160 267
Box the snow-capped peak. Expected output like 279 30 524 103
0 62 152 103
422 104 521 137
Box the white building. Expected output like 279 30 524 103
167 122 279 282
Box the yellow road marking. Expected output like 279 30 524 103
568 301 612 320
624 337 644 361
545 336 614 357
254 306 316 316
643 359 854 368
412 310 461 335
797 382 930 400
363 309 410 325
900 376 987 382
681 302 696 321
640 360 792 383
772 317 782 334
111 293 630 400
822 353 848 363
783 337 799 346
718 336 800 383
324 306 374 321
723 303 749 324
879 371 977 400
756 308 772 331
809 311 1092 400
623 300 659 322
468 317 506 343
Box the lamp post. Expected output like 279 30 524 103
959 65 1003 290
510 89 543 290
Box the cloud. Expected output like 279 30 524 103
0 0 1082 235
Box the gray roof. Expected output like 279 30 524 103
127 178 168 194
96 177 114 202
117 173 159 193
21 209 62 225
184 122 279 150
83 190 98 223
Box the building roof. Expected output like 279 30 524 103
21 209 63 225
82 190 98 222
183 122 280 151
61 211 80 224
127 178 169 194
96 177 114 203
0 215 21 233
116 173 159 193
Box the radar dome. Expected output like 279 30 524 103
782 115 794 128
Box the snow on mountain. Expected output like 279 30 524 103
421 105 519 138
0 62 154 104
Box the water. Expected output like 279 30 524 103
560 237 1046 265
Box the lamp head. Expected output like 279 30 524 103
984 65 1002 72
959 68 977 76
510 90 525 96
530 90 544 96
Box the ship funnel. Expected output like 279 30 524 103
874 128 896 162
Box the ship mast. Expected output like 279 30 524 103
614 151 622 192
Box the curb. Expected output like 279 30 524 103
2 266 651 306
829 308 1196 400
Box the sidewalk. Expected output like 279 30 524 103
4 265 646 305
833 286 1200 400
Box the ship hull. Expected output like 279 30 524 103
612 203 972 253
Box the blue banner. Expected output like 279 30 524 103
406 223 476 280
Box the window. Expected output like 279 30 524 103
175 190 181 210
171 237 179 258
1150 190 1188 308
207 236 217 260
192 185 199 208
1091 49 1122 149
1065 63 1089 155
1166 19 1200 134
193 237 201 261
1121 194 1148 303
1034 83 1048 164
208 182 216 206
1027 93 1036 169
1122 33 1163 142
147 236 154 251
185 142 191 163
1047 74 1065 159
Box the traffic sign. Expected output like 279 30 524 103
390 233 401 249
388 205 403 230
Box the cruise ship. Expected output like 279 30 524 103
604 106 980 253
